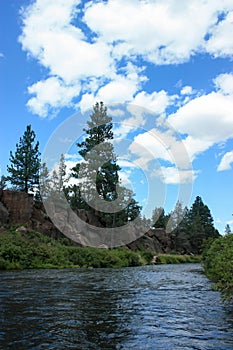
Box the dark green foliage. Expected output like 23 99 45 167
151 197 219 255
188 196 219 254
0 229 149 270
152 207 169 228
75 102 120 203
67 102 141 227
203 234 233 300
7 125 40 193
0 175 7 190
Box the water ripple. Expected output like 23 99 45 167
0 264 233 349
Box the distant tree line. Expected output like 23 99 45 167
150 197 220 254
3 102 141 229
2 102 221 254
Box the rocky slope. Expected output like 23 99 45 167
0 190 170 253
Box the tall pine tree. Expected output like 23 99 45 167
7 125 40 193
77 102 120 203
68 102 141 227
188 196 219 253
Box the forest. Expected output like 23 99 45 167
0 102 232 299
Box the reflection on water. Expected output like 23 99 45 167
0 264 233 349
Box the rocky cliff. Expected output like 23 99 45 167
0 190 170 253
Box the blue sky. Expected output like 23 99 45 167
1 0 233 234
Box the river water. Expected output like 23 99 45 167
0 264 233 349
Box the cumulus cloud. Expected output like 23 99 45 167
206 11 233 57
167 74 233 161
84 0 232 64
132 90 171 115
214 73 233 95
127 71 233 182
18 1 233 184
151 166 198 185
217 151 233 171
128 126 195 184
180 86 193 95
27 77 79 117
19 0 233 117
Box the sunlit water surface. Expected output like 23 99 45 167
1 264 233 349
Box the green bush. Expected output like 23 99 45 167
156 254 201 264
0 229 148 270
203 234 233 299
0 228 202 271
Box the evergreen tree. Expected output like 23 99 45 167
188 196 219 253
77 102 120 203
168 201 191 253
152 207 169 228
7 125 40 193
0 175 7 190
54 154 67 193
69 102 141 227
35 162 50 202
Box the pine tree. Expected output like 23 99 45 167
35 162 50 202
168 201 191 253
188 196 219 253
52 154 67 194
152 207 169 228
0 175 7 190
7 125 40 193
77 102 120 204
69 102 141 227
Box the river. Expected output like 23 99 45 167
0 264 233 349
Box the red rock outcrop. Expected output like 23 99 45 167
1 190 33 225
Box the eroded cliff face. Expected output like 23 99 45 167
0 190 170 253
0 190 61 239
0 190 33 225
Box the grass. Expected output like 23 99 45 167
156 254 202 264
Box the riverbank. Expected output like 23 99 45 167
203 234 233 300
0 228 201 270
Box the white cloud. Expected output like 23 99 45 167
206 11 233 57
118 159 138 169
168 92 233 142
214 73 233 95
0 52 4 58
127 72 233 176
130 129 175 167
183 136 213 161
110 104 148 140
85 0 232 64
118 169 132 187
151 166 198 185
132 90 170 115
19 0 233 118
27 77 79 117
97 76 139 104
180 86 193 95
217 151 233 171
128 127 193 177
167 74 233 161
20 0 112 84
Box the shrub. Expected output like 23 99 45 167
203 234 233 299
